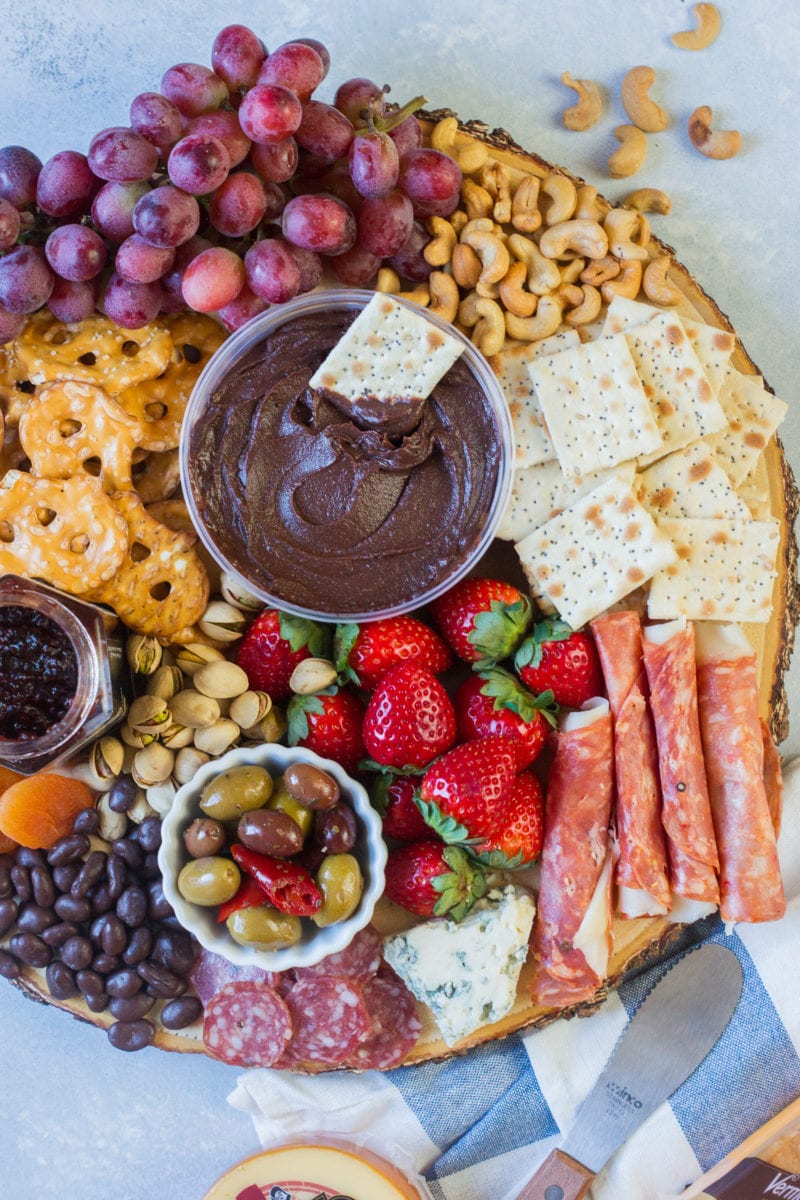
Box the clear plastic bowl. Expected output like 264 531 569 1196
180 289 514 623
157 742 387 972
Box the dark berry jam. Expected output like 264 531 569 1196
0 605 78 740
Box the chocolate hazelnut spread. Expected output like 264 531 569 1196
187 309 502 616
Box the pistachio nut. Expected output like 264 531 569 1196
247 706 287 744
146 664 184 701
127 790 159 825
126 633 163 676
174 746 211 786
220 571 263 612
131 741 175 788
289 657 338 696
159 721 195 750
229 690 272 730
175 642 226 677
97 792 129 843
169 689 220 729
128 694 171 733
193 718 240 756
146 778 177 816
120 723 156 750
193 660 250 700
88 736 125 788
198 600 247 643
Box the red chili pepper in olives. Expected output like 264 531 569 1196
216 875 270 924
230 844 323 917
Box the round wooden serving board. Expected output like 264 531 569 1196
10 112 800 1068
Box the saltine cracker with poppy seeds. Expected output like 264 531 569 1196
703 367 789 488
636 442 750 521
497 459 635 543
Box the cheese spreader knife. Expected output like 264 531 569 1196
513 943 743 1200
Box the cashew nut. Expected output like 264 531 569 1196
563 283 602 327
560 72 603 131
623 187 672 215
376 267 401 293
608 125 648 178
428 271 460 323
601 258 643 303
511 176 542 233
541 173 578 225
604 208 650 261
461 178 494 220
642 255 682 306
451 242 482 289
423 217 457 267
505 295 564 343
431 116 489 174
688 106 741 160
460 216 497 239
480 162 512 224
539 219 609 261
450 210 469 236
574 184 611 222
559 256 586 284
498 261 537 318
671 3 721 50
461 230 510 291
620 66 669 133
459 294 506 357
397 285 430 307
580 255 620 287
507 233 561 295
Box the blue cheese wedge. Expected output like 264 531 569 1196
383 885 535 1047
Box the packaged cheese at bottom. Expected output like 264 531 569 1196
672 1096 800 1199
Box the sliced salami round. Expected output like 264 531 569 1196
202 981 291 1068
190 946 280 1006
292 925 383 983
282 975 371 1066
344 964 422 1071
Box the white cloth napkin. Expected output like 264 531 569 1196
229 759 800 1200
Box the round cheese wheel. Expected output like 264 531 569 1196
202 1142 426 1200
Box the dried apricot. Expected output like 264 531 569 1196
0 773 93 849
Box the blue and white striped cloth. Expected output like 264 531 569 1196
229 760 800 1200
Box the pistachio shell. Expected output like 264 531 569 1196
193 660 250 700
126 633 163 676
220 571 263 611
146 778 177 816
198 600 247 643
120 723 156 749
193 718 240 756
88 735 125 786
146 664 184 701
131 742 175 787
229 690 272 729
127 790 158 824
289 657 338 695
173 747 211 786
97 793 129 842
128 694 171 732
159 721 195 750
175 643 225 677
169 690 220 729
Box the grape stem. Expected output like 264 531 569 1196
359 94 428 135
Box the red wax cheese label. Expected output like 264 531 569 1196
203 1145 424 1200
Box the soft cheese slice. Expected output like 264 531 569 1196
490 331 580 468
703 367 789 488
515 472 677 630
648 516 780 623
636 441 750 521
496 459 635 543
529 332 662 478
382 885 535 1048
309 293 464 403
603 295 735 397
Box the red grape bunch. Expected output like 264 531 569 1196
0 24 463 339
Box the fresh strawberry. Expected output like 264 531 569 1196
453 666 556 769
287 687 366 774
383 840 487 920
362 661 456 771
514 618 604 709
473 770 545 867
418 734 518 843
237 609 329 703
429 577 532 664
372 775 430 843
335 615 452 690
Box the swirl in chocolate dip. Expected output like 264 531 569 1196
187 307 502 616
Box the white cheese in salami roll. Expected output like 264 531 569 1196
694 623 786 924
642 618 720 914
529 699 614 1008
591 610 670 918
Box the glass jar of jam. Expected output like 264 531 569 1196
0 574 131 775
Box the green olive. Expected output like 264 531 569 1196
226 905 303 950
312 854 363 927
269 784 314 837
199 765 273 821
177 856 240 906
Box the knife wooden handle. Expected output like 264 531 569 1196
511 1148 596 1200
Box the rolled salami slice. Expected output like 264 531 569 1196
642 618 720 916
695 623 786 924
202 980 292 1068
530 698 614 1008
761 718 783 839
591 611 670 917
